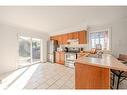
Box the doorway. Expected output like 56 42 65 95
18 36 41 68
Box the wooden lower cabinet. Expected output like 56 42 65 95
55 51 65 65
60 52 65 64
55 51 60 63
75 63 110 89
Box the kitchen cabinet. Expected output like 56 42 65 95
55 51 65 65
62 34 68 44
50 30 87 45
50 36 56 40
57 35 62 45
51 35 58 41
75 54 127 89
78 31 87 44
50 34 67 45
75 63 110 89
73 32 79 39
68 32 79 39
50 36 53 40
60 52 65 64
55 51 60 63
68 32 73 39
54 35 62 45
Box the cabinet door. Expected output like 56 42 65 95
60 34 64 45
61 34 65 45
55 52 64 65
62 34 68 44
68 32 73 39
60 35 64 45
55 52 60 63
50 36 57 40
57 35 61 45
60 52 65 65
64 34 68 44
53 36 58 41
78 31 87 44
73 32 79 39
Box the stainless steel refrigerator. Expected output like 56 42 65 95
47 40 58 63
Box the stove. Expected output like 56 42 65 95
65 52 77 68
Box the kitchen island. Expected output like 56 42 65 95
75 54 127 89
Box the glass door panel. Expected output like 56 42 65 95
32 38 41 63
19 36 31 67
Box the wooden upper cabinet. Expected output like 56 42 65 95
56 35 61 45
50 36 56 40
78 31 87 44
62 34 68 45
73 32 79 39
54 36 58 40
58 35 62 45
52 35 58 41
50 30 87 45
68 32 73 39
68 32 79 39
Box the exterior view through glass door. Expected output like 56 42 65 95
32 38 41 63
18 36 41 68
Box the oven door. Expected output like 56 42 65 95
65 53 76 61
65 60 75 68
65 53 76 68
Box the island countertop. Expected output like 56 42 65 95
75 54 127 71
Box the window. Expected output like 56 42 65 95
89 30 110 50
19 36 31 66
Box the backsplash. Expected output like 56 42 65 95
61 44 89 51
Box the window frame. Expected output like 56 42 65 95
88 28 112 50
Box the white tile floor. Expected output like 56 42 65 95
25 63 75 89
0 62 127 90
0 63 75 89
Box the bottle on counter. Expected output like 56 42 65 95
80 48 84 53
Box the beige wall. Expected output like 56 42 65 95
0 23 49 75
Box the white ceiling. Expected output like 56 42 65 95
0 6 127 35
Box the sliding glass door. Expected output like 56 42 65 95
19 36 31 67
32 38 41 63
18 36 41 68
